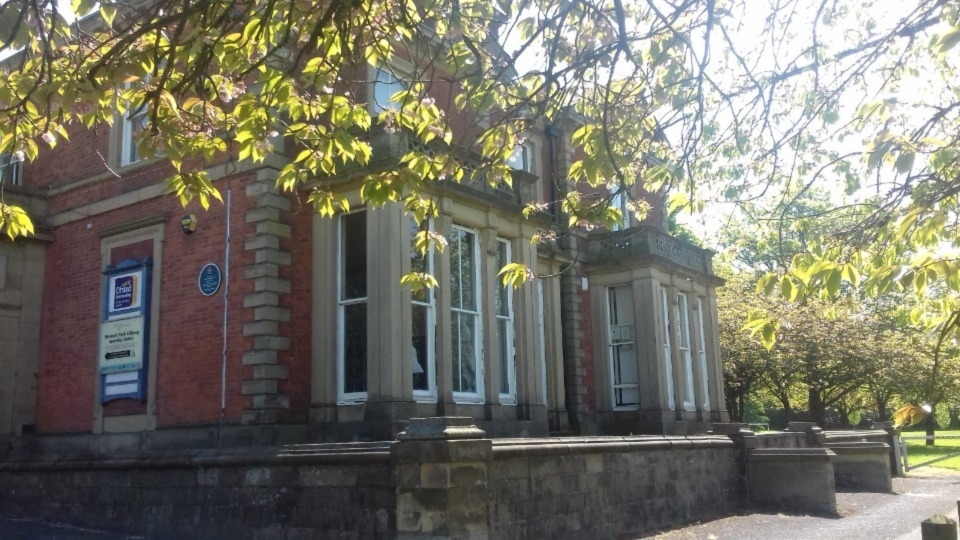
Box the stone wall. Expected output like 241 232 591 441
487 436 742 538
0 429 745 539
0 444 396 539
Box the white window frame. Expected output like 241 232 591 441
496 238 516 404
410 217 437 401
450 225 484 403
507 142 535 173
660 286 675 409
536 280 548 406
610 184 630 231
677 293 696 411
121 91 149 167
608 284 640 410
337 210 368 403
369 60 415 116
0 153 22 186
696 297 711 411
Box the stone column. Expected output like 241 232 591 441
873 421 903 476
393 417 491 539
241 178 292 424
711 422 757 503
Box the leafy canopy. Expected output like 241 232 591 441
0 0 959 311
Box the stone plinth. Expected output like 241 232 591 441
747 447 837 516
827 442 892 492
393 417 491 539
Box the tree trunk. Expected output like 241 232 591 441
779 394 792 425
837 404 852 428
809 387 826 427
877 398 888 422
926 404 937 447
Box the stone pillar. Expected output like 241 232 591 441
393 417 491 539
241 177 292 424
873 421 903 476
558 241 589 432
921 515 957 540
711 422 757 502
786 421 826 446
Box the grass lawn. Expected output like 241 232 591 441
901 429 960 471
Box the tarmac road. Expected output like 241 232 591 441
650 469 960 540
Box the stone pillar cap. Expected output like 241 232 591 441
785 422 823 433
396 417 487 441
709 422 754 436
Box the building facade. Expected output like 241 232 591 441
0 66 726 449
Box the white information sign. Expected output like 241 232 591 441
98 316 145 373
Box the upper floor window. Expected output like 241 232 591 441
507 142 533 173
610 185 630 231
0 153 22 186
371 66 407 115
121 102 149 166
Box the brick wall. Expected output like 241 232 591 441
34 170 319 433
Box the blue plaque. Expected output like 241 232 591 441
199 263 222 296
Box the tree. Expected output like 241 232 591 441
717 271 768 421
0 1 957 300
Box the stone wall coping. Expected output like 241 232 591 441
821 429 888 441
747 447 836 463
825 442 891 454
491 435 735 459
0 443 392 472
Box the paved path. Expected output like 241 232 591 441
651 469 960 540
0 517 142 539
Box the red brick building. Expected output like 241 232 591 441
0 67 726 452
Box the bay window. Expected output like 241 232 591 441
608 284 639 409
676 293 696 410
450 226 482 400
496 239 516 402
410 217 436 398
338 211 367 401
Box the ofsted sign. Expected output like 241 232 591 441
108 270 142 315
